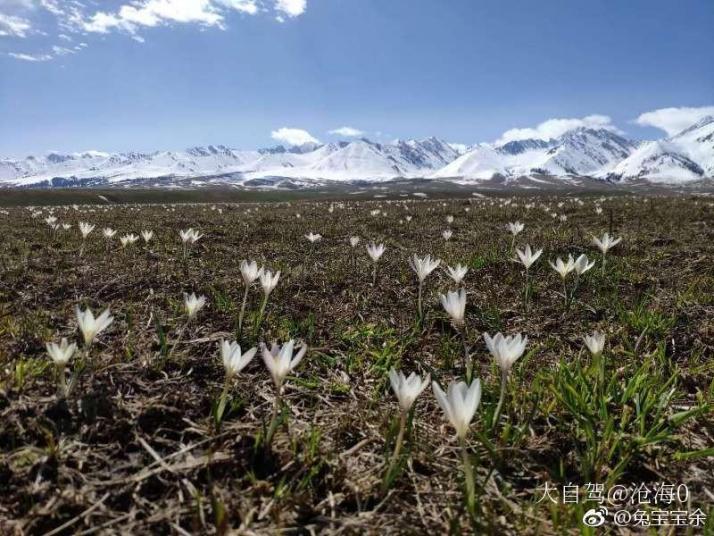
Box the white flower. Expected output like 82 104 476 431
260 269 281 297
240 259 263 285
549 255 576 279
79 222 95 238
432 379 482 439
442 229 453 241
445 264 468 284
261 340 307 388
61 223 72 231
305 232 322 243
366 242 385 262
141 230 154 243
180 228 203 244
46 338 77 366
446 215 454 224
349 236 360 248
221 340 257 380
405 215 413 223
483 332 528 373
120 233 139 247
389 368 430 413
515 245 543 270
76 305 114 346
184 293 207 319
440 288 466 326
45 215 57 226
103 228 117 239
583 331 606 356
574 254 596 275
506 221 524 236
409 254 441 282
592 233 622 255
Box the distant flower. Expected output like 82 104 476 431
442 229 453 241
79 222 95 238
583 331 606 357
409 254 441 282
240 259 263 285
46 338 77 366
506 221 524 236
515 245 543 270
483 332 528 373
550 255 576 279
445 264 468 284
446 215 454 224
76 305 114 346
261 339 307 388
367 242 385 262
349 236 360 248
103 227 117 239
432 379 482 439
592 232 622 255
61 223 72 231
573 254 596 275
184 293 207 320
389 368 430 413
440 288 466 326
180 228 203 244
120 233 139 247
260 269 281 297
221 340 257 380
305 232 322 243
141 230 154 243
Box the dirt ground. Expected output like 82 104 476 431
0 194 712 534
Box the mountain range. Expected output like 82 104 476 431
1 116 712 188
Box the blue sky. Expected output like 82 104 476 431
1 0 712 156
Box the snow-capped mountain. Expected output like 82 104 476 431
603 116 714 183
433 128 638 180
0 137 461 187
1 119 712 188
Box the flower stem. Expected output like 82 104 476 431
238 285 250 336
459 436 477 518
417 280 423 321
372 263 377 287
492 370 508 430
460 326 472 382
265 386 283 447
383 412 407 491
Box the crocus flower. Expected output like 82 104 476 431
221 340 257 380
120 233 139 247
593 233 621 255
366 242 385 262
409 254 441 282
103 228 117 239
506 221 524 236
76 305 114 346
574 254 595 275
240 259 263 285
440 288 466 327
583 331 606 357
389 368 430 413
184 293 207 320
261 339 307 388
79 222 95 238
446 264 468 285
550 255 576 279
141 230 154 243
46 338 77 367
442 229 453 241
515 245 543 270
260 269 281 297
349 236 360 247
305 232 322 243
483 332 528 374
432 379 482 439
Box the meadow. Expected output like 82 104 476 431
0 194 712 534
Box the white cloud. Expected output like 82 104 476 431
275 0 306 18
8 51 53 61
329 126 364 137
496 115 617 145
0 13 32 37
271 127 320 146
635 106 714 137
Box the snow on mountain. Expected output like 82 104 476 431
603 116 714 183
1 120 712 187
433 128 637 179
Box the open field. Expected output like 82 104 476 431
0 194 712 534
